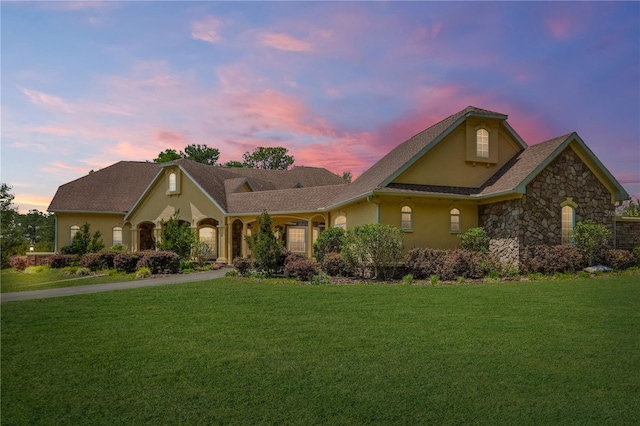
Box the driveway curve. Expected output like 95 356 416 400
1 269 229 303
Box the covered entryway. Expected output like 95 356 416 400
139 222 155 251
198 218 218 259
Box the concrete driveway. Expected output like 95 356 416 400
1 268 229 303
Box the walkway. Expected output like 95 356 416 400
1 269 228 303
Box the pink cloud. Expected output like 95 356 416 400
18 86 74 113
258 32 313 52
191 16 223 44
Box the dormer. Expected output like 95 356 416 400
465 118 500 166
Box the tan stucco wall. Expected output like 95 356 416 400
127 166 226 227
392 122 521 188
378 196 478 250
330 201 379 229
55 212 128 250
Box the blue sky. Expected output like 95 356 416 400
2 1 639 212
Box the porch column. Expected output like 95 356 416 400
217 224 227 264
242 221 248 258
307 220 314 259
131 226 138 252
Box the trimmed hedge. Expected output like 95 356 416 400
48 254 79 269
321 252 348 277
114 253 142 273
284 257 319 281
404 247 500 281
79 252 116 271
520 245 585 275
136 251 180 275
603 249 636 270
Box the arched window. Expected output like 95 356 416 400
334 215 347 229
198 226 217 259
401 206 412 230
70 225 80 241
561 205 575 244
450 208 461 233
168 172 177 192
476 129 489 158
112 227 123 246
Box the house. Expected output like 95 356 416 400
48 106 630 264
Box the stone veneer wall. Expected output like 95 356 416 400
479 147 616 265
521 148 615 247
616 217 640 250
478 198 523 265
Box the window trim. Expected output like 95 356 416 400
287 227 307 253
401 205 413 231
450 208 461 233
168 172 177 192
561 199 577 245
476 128 489 158
112 226 123 246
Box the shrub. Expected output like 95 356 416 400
75 267 91 276
520 245 585 275
313 227 345 263
284 257 319 281
157 212 196 259
284 252 307 267
573 220 612 266
404 247 445 279
136 251 180 275
67 223 105 255
342 224 404 280
633 246 640 266
10 256 28 272
458 227 490 253
232 257 252 275
245 211 284 276
114 253 141 273
310 271 332 285
80 252 116 271
192 242 215 266
109 243 128 253
321 252 348 276
603 249 635 270
49 254 78 269
136 267 151 279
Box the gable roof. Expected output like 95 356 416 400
328 106 527 207
49 159 344 215
48 161 161 213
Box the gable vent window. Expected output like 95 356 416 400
401 206 412 230
450 208 461 233
168 172 177 192
476 129 489 158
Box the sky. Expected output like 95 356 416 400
2 1 639 213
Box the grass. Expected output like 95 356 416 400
2 275 639 425
0 267 139 293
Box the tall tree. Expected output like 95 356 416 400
183 144 220 165
341 171 352 184
224 160 245 168
154 149 182 163
242 147 294 170
20 210 55 251
1 184 26 267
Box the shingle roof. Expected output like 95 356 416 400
48 161 160 213
227 184 348 214
329 106 510 206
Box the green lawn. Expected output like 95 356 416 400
0 268 139 293
2 276 639 425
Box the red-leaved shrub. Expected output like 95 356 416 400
48 254 79 269
136 251 180 275
603 249 635 270
520 245 585 274
284 258 319 281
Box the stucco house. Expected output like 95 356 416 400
48 106 630 264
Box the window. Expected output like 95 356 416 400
450 208 461 233
199 227 217 258
70 225 80 241
287 227 306 253
561 205 575 244
476 129 489 158
112 227 123 245
401 206 412 230
168 172 177 192
334 215 347 230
